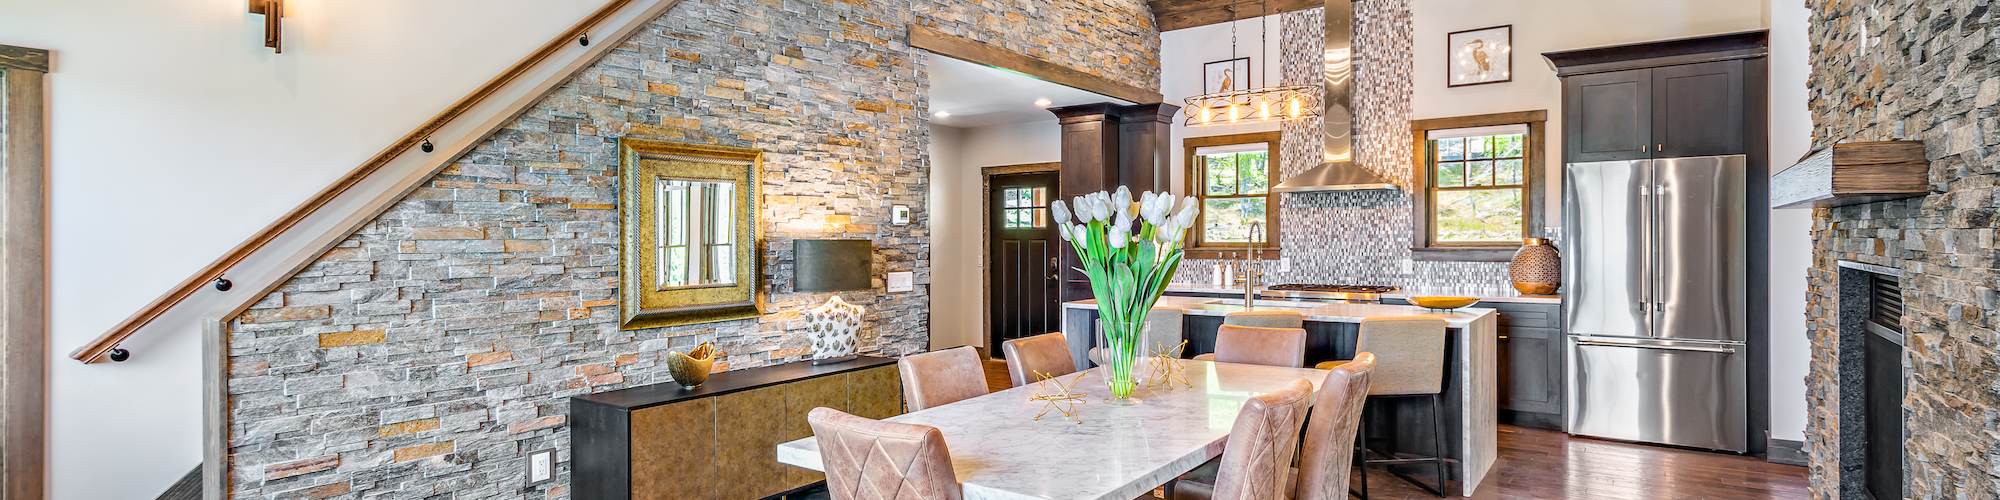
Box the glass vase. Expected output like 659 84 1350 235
1096 319 1148 406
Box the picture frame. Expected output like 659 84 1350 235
1202 57 1252 94
1446 25 1512 88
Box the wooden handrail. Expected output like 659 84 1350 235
69 0 639 363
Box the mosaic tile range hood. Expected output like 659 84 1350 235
1271 0 1400 192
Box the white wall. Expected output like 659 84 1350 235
0 1 603 497
1161 16 1284 194
927 120 1062 351
1412 0 1766 219
1767 0 1813 443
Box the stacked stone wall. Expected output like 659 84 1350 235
222 0 1160 498
1805 0 2000 498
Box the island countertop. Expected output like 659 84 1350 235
1062 295 1497 327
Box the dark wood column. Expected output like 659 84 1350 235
1049 104 1121 303
1117 103 1180 194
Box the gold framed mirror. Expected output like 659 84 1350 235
618 138 763 330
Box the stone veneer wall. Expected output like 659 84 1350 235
1178 1 1514 290
221 1 1160 498
1804 0 2000 498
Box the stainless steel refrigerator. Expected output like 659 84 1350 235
1562 155 1747 452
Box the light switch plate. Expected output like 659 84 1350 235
886 271 914 292
526 448 556 486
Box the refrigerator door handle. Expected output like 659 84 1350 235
1574 340 1737 354
1648 162 1664 337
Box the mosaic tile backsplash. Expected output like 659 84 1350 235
1177 3 1515 293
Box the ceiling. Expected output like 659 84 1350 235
926 54 1131 129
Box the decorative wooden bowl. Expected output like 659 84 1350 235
1408 296 1479 310
666 342 722 389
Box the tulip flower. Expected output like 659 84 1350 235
1051 200 1071 225
1056 222 1072 241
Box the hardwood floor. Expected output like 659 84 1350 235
790 358 1810 500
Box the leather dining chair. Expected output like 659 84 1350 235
1001 332 1075 387
1294 353 1376 500
898 346 989 411
1169 378 1315 500
1314 317 1449 498
1192 324 1306 368
1222 310 1305 329
807 407 963 500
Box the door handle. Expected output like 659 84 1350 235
1575 340 1735 354
1048 257 1061 281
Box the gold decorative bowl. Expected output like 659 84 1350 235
666 342 722 389
1408 296 1479 310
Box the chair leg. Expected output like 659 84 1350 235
1430 393 1447 498
1354 400 1369 500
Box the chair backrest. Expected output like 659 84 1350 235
1207 378 1315 500
1223 310 1305 329
897 346 989 411
808 407 963 500
1213 324 1306 368
1001 332 1075 387
1356 317 1448 395
1294 353 1376 500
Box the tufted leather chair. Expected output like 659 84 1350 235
1001 332 1075 387
1294 353 1376 500
807 407 962 500
1222 310 1306 329
897 346 989 411
1170 378 1316 500
1191 325 1306 368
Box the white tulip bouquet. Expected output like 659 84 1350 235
1052 186 1199 403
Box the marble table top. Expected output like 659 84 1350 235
1064 295 1498 328
776 360 1330 500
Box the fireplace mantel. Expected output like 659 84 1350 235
1772 141 1929 209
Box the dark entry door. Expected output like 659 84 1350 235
989 172 1061 357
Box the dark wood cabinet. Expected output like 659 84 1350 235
1378 299 1565 428
1563 60 1745 163
1565 69 1651 162
572 357 902 500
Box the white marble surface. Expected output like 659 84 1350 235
1456 313 1499 495
776 361 1330 500
1383 288 1561 305
1065 296 1498 327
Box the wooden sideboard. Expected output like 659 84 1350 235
571 356 902 500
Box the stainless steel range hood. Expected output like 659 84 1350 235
1270 0 1399 192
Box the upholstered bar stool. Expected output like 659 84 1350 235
1169 378 1315 500
1223 310 1305 328
1001 332 1076 387
1315 317 1449 498
807 407 962 500
1191 325 1306 368
1173 354 1377 500
898 346 989 411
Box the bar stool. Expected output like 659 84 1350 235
1223 310 1304 328
1315 316 1449 498
1088 307 1184 366
1191 325 1306 367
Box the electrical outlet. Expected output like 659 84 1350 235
1401 259 1414 274
1279 257 1291 273
526 448 556 486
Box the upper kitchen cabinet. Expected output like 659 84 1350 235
1546 31 1765 163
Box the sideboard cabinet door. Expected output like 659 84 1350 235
631 399 716 500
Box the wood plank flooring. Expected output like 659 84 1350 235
789 358 1810 500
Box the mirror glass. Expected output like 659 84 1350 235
656 178 737 289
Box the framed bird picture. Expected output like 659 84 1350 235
1447 25 1512 87
1203 57 1251 94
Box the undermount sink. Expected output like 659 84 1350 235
1202 298 1325 309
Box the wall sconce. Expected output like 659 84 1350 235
249 0 285 53
794 239 873 364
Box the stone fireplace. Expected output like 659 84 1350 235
1804 1 1999 499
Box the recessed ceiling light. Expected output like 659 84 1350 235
933 111 950 117
1034 99 1053 107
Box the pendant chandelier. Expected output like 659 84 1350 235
1183 0 1321 127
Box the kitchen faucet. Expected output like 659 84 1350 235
1240 222 1262 308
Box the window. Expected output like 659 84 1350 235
1410 112 1547 261
1184 132 1281 257
1001 186 1050 229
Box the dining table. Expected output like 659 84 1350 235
775 360 1330 500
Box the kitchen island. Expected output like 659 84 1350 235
1060 296 1499 496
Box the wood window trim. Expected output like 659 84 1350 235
1183 132 1282 260
1409 110 1548 262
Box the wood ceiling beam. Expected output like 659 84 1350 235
1149 0 1321 32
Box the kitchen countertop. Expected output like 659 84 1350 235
1064 295 1496 328
1163 283 1560 305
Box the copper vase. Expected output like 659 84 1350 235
1510 238 1561 295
